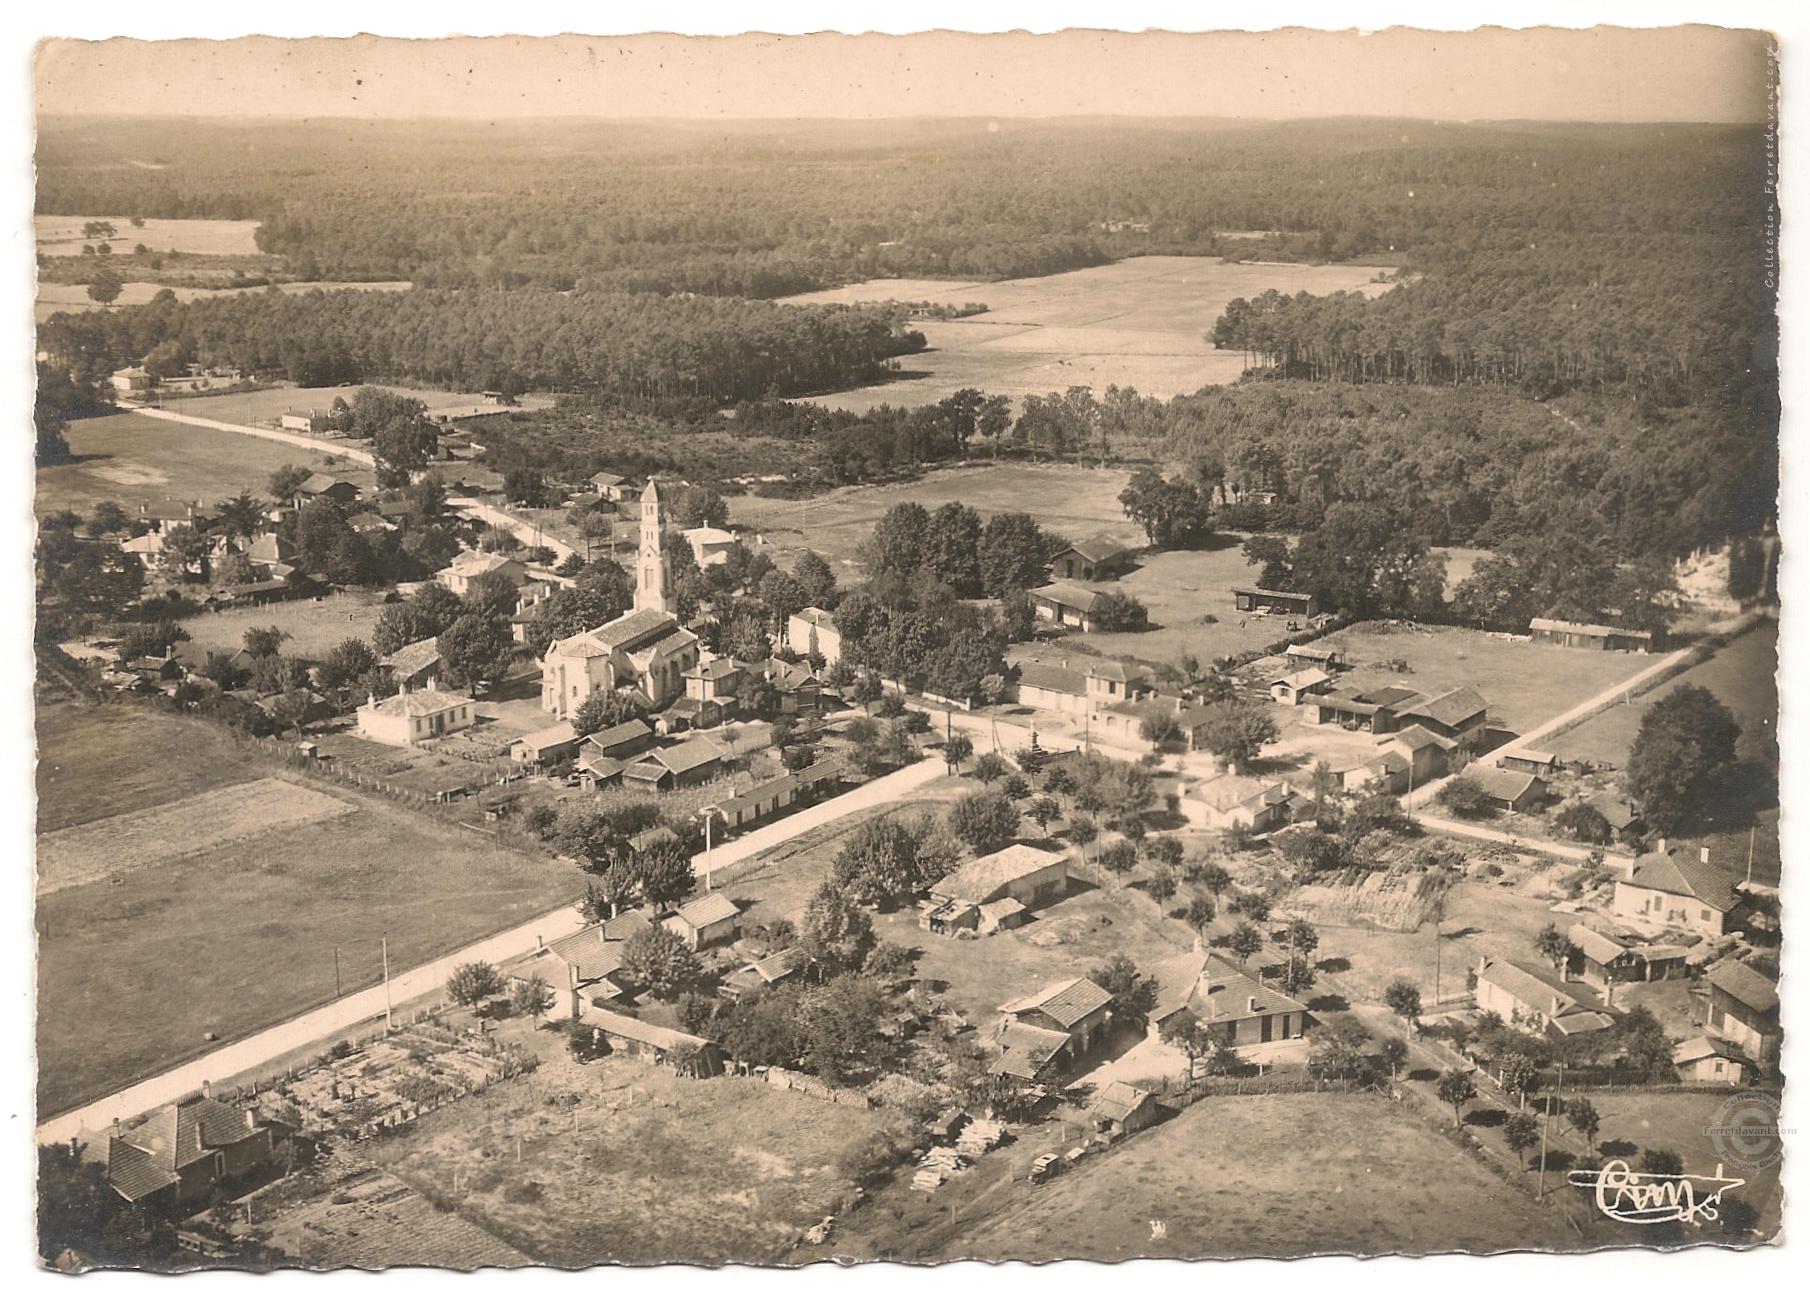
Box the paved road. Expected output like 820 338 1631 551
447 496 576 564
1410 813 1602 863
37 756 943 1145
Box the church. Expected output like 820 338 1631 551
540 481 700 718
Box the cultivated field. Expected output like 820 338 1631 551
731 461 1137 574
36 776 355 895
35 412 372 516
941 1093 1565 1259
251 1165 530 1271
779 256 1396 412
370 1037 883 1266
34 702 576 1115
35 279 413 324
36 214 265 257
179 589 393 657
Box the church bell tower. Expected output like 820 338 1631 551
634 480 669 614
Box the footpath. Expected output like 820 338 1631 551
37 756 943 1145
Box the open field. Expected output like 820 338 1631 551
151 381 527 424
34 701 576 1115
37 776 355 895
179 589 393 657
35 412 372 516
731 461 1137 574
35 693 263 832
370 1032 882 1265
37 213 263 257
941 1093 1565 1259
1546 618 1778 885
778 256 1395 412
36 279 414 324
1588 1090 1783 1236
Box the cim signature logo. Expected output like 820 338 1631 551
1568 1159 1745 1226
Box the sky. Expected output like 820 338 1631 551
34 26 1776 124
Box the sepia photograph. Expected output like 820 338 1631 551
13 8 1793 1274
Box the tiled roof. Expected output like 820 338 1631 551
1274 667 1331 690
1090 1079 1153 1123
587 1007 709 1053
367 686 470 718
1472 767 1542 803
447 550 518 576
1003 976 1114 1029
120 1095 264 1173
671 892 739 929
245 533 295 563
933 845 1065 905
1192 956 1310 1024
792 607 836 628
1673 1034 1748 1066
515 721 577 753
601 910 653 941
1706 959 1778 1013
989 1022 1072 1080
1188 774 1288 813
381 636 441 677
684 657 743 681
1531 618 1653 641
583 718 653 752
1397 686 1488 728
300 473 351 494
648 737 723 776
1058 536 1130 565
541 927 628 983
1029 581 1104 614
1477 958 1613 1032
1567 924 1629 966
588 608 691 653
1390 724 1455 753
1015 662 1088 698
105 1139 179 1202
1626 853 1741 912
1587 796 1640 830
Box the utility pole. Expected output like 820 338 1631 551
1747 825 1756 885
1536 1065 1565 1200
334 946 341 998
382 934 393 1030
703 811 716 891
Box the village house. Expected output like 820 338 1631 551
1269 666 1334 706
439 550 528 597
1284 642 1343 669
1585 795 1647 848
1672 1034 1754 1085
1469 766 1547 814
579 718 656 763
279 411 327 434
1497 748 1560 777
1473 956 1614 1037
1089 1080 1162 1137
1011 660 1091 715
1565 923 1688 992
589 471 638 502
355 680 475 747
381 636 442 689
786 607 842 665
581 1008 723 1075
922 844 1068 937
1612 849 1743 937
1704 959 1780 1063
751 656 824 717
541 486 701 715
703 757 844 833
109 366 155 397
1529 617 1655 653
1181 774 1293 832
1027 581 1108 632
244 533 297 570
1149 953 1312 1049
1093 691 1214 752
994 976 1116 1078
510 720 581 766
296 473 361 506
719 947 809 1002
622 735 725 791
1048 536 1133 582
684 657 746 708
512 925 636 1017
137 498 219 535
104 1090 283 1209
661 891 742 950
348 511 398 536
1232 586 1320 618
681 526 740 568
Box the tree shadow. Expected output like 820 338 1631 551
1406 1067 1440 1083
1317 957 1352 973
1599 1139 1640 1159
1465 1107 1507 1128
1306 993 1350 1013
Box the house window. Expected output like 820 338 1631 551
1701 909 1711 921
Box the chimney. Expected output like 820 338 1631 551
1700 846 1711 863
201 1080 211 1100
536 934 545 950
244 1108 258 1130
1248 996 1259 1013
426 677 437 692
1658 837 1668 855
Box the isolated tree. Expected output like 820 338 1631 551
509 974 555 1024
446 961 503 1006
621 924 703 1000
632 839 697 911
86 267 124 305
1183 893 1217 939
1499 1050 1540 1108
1227 920 1265 964
1566 1096 1602 1148
1503 1112 1541 1167
1379 1036 1409 1078
1625 684 1742 833
1436 1069 1477 1126
1384 978 1423 1034
1435 774 1496 819
1096 839 1139 886
948 789 1021 855
1160 1010 1211 1082
971 752 1010 786
942 732 974 775
1197 700 1279 771
243 625 289 658
1145 869 1178 904
1067 816 1098 860
800 881 876 972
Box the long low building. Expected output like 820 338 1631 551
1529 618 1655 653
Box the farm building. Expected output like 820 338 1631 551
244 533 297 569
440 550 528 597
1305 684 1424 734
1672 1035 1754 1085
998 977 1115 1066
1269 667 1333 706
1284 643 1342 668
297 474 360 505
1339 749 1410 795
1181 774 1292 832
661 892 742 950
786 607 842 665
1012 661 1091 715
1027 581 1107 632
1049 537 1133 582
1094 692 1213 751
923 844 1068 936
104 1091 284 1208
590 471 637 502
704 757 844 833
1497 749 1559 777
510 721 581 766
512 925 635 1017
1584 796 1646 847
623 736 725 791
990 1021 1075 1086
1089 1080 1162 1136
381 636 442 689
1613 850 1743 937
1392 687 1490 744
581 1009 723 1075
1565 924 1688 990
109 366 154 397
1148 953 1311 1049
279 411 326 434
1469 767 1546 813
720 947 809 1001
1232 586 1320 617
356 680 474 747
1529 618 1654 653
1473 956 1614 1037
1704 959 1780 1062
579 718 656 763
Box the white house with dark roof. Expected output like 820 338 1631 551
923 844 1067 936
1027 581 1108 631
1473 955 1614 1037
1149 952 1311 1048
1181 774 1292 831
1613 849 1744 937
661 891 741 950
1704 959 1780 1061
439 550 528 597
1270 666 1334 706
356 679 474 747
1049 536 1133 582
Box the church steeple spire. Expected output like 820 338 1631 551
634 480 669 614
